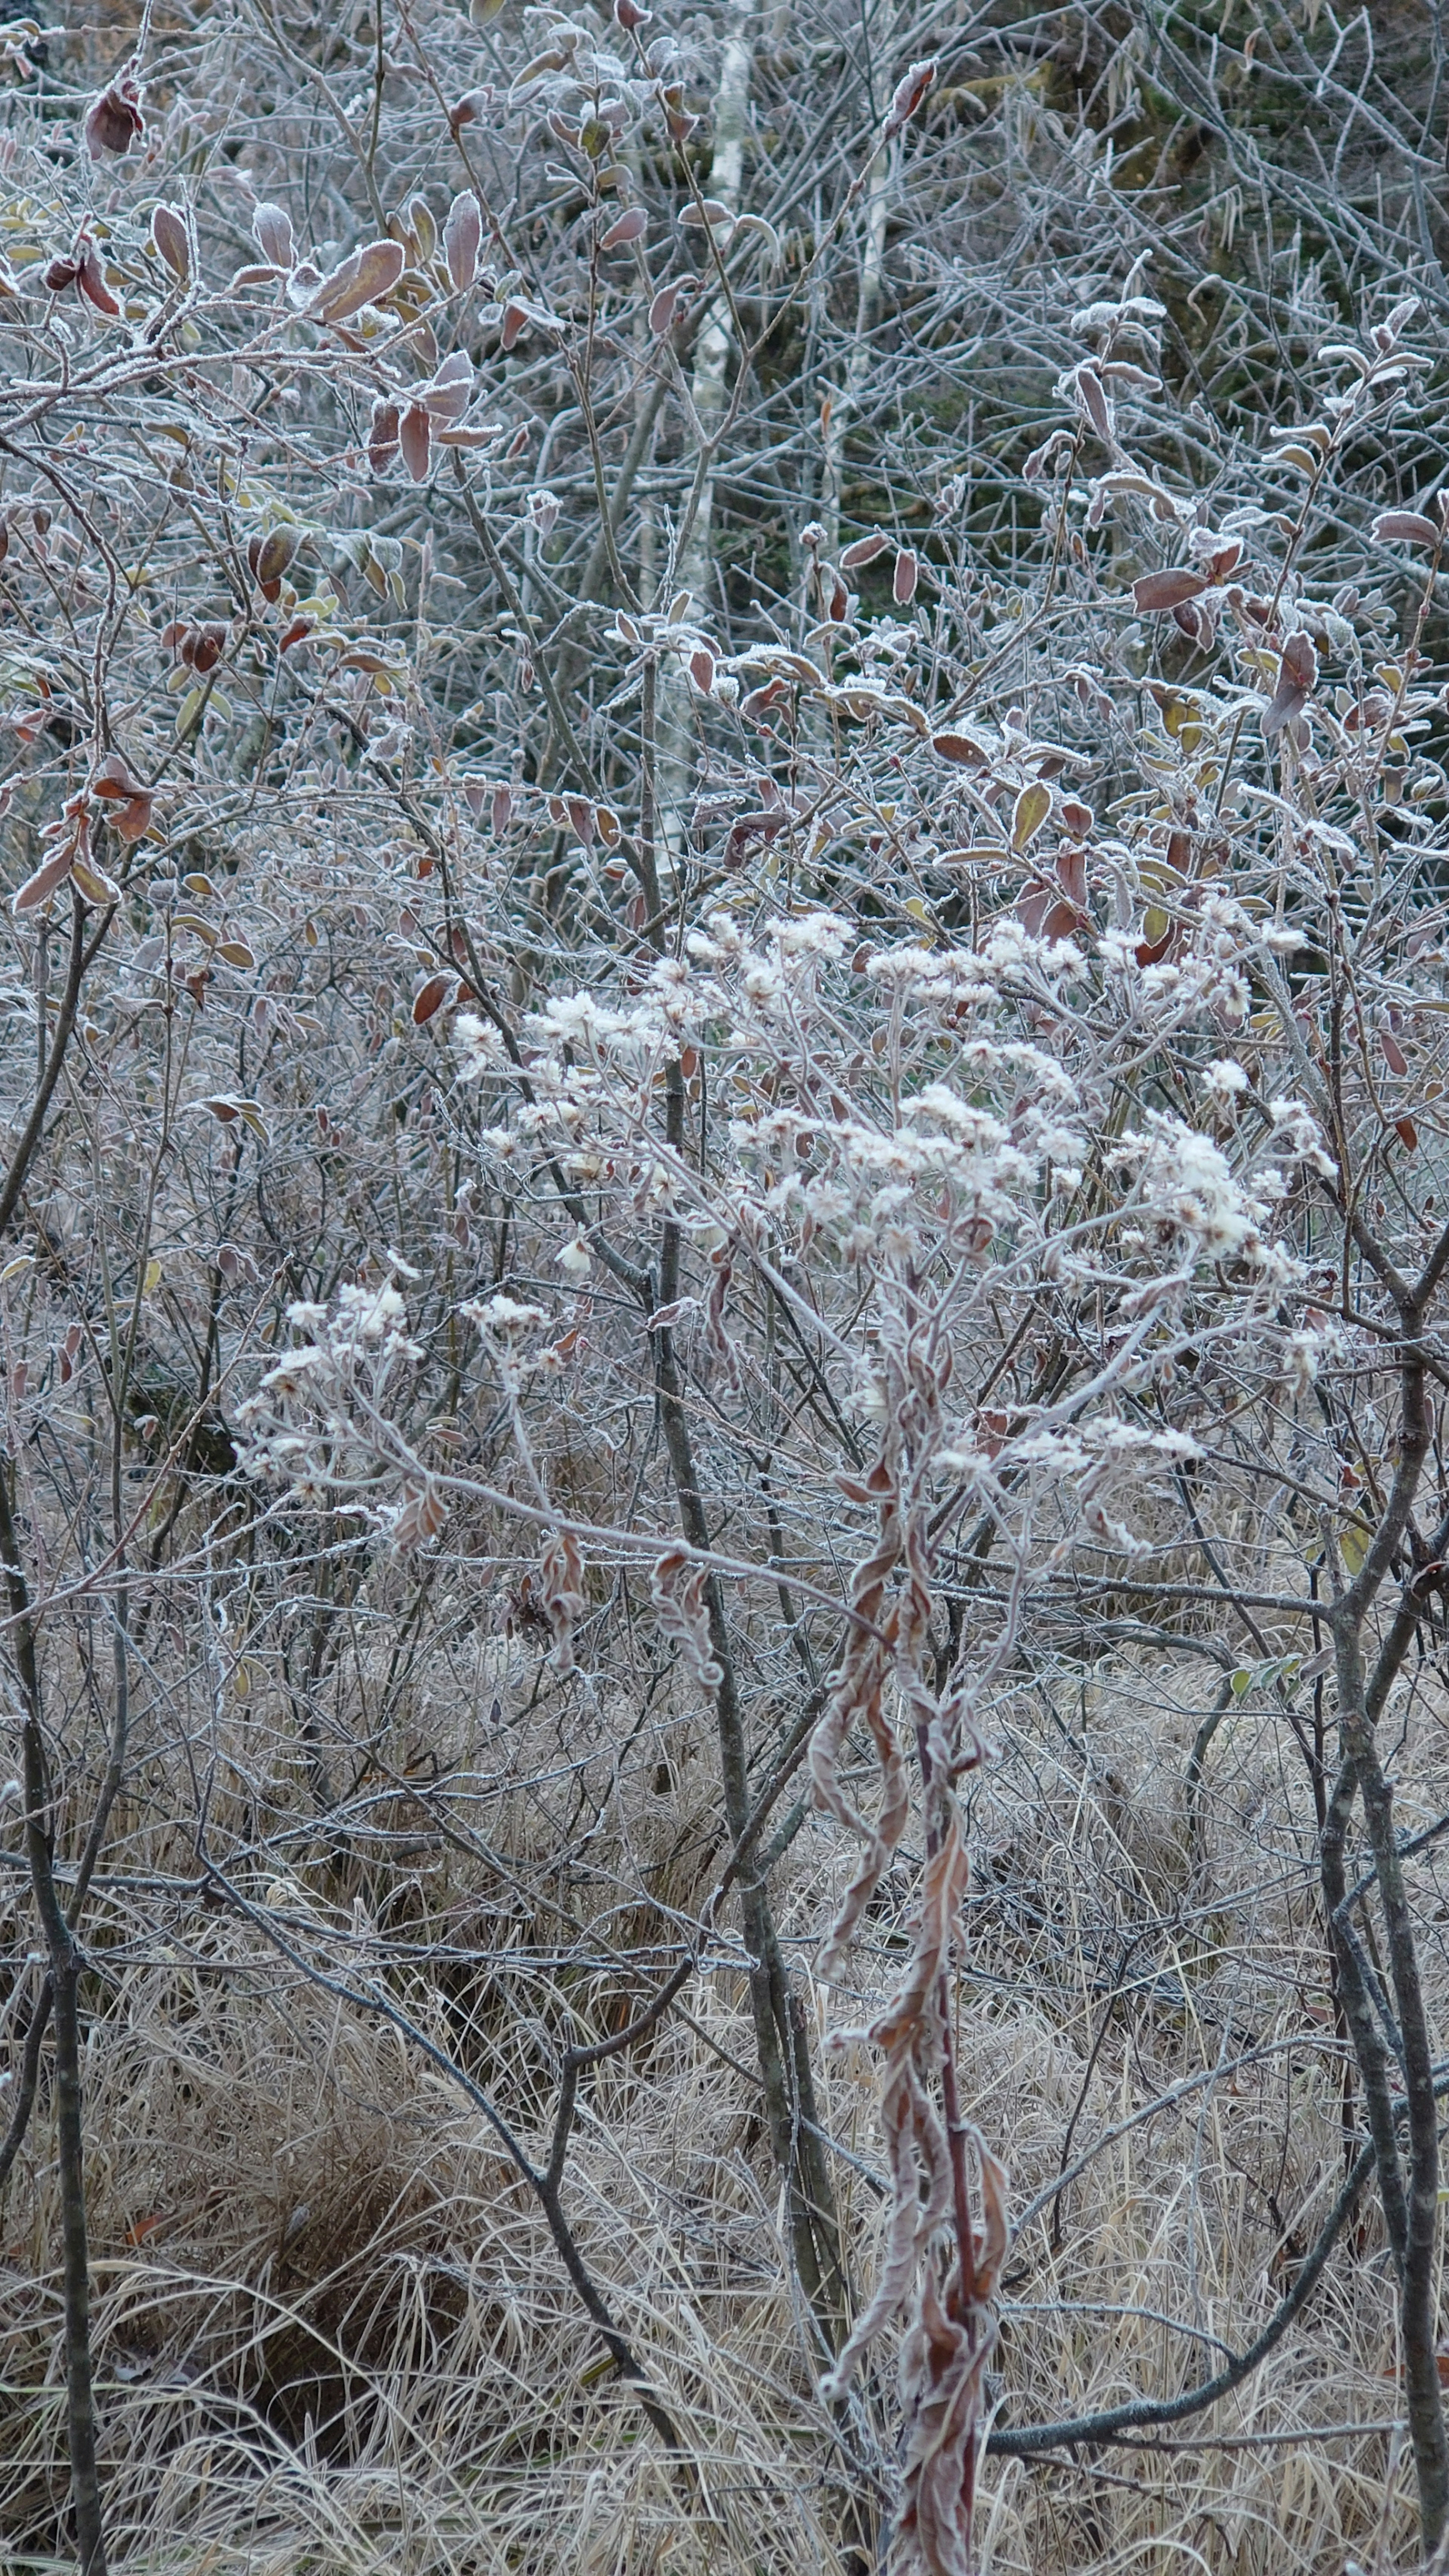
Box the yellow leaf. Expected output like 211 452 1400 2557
1011 783 1051 851
1339 1516 1372 1577
143 1257 163 1296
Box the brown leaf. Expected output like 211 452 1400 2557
1132 567 1210 612
399 403 432 481
1262 628 1318 736
13 844 77 912
151 205 189 281
77 249 120 319
443 189 481 292
842 530 889 569
368 398 400 475
412 972 451 1025
309 238 406 324
1373 511 1441 549
252 202 295 269
84 80 143 160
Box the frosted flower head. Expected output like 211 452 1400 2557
466 1293 548 1335
1202 1059 1249 1110
454 1010 505 1080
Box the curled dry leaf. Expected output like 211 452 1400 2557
1262 629 1318 736
540 1530 586 1671
394 1478 446 1549
1373 510 1441 549
90 752 153 843
885 56 936 134
84 75 143 159
649 1548 721 1695
190 1095 270 1140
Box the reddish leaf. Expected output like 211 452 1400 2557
399 403 432 481
368 398 400 475
885 57 936 133
421 350 472 420
13 843 76 913
84 78 143 160
254 526 300 589
77 249 120 319
689 647 715 693
413 973 451 1025
90 752 144 801
931 731 985 767
500 300 528 351
741 678 789 720
602 208 648 249
841 530 889 570
1397 1115 1420 1151
649 281 685 334
252 202 295 269
309 238 405 324
1262 629 1318 736
151 205 189 281
1373 511 1441 549
443 189 481 292
1057 846 1088 909
1133 567 1210 612
1382 1030 1410 1077
893 549 918 606
1072 363 1113 442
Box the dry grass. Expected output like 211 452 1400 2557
3 1599 1446 2576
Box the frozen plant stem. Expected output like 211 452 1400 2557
0 1467 106 2576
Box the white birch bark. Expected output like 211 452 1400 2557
661 0 755 855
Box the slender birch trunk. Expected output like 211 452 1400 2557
660 0 755 854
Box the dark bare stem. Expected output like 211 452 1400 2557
0 1464 106 2576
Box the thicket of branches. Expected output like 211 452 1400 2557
7 3 1449 2571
